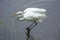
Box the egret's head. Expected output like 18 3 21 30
16 11 23 15
12 11 23 17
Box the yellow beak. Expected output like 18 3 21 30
11 14 17 17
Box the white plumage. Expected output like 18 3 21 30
12 8 47 23
12 8 47 40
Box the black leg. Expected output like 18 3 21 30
26 29 30 40
26 21 38 40
26 22 35 30
30 21 38 30
26 22 35 40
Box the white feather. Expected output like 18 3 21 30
15 8 47 23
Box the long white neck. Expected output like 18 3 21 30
16 11 24 21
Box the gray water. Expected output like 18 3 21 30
0 0 60 40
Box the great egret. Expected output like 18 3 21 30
12 8 47 40
12 8 46 22
12 8 47 28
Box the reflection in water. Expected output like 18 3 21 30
10 29 17 32
0 18 4 25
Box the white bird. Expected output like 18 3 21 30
12 8 47 29
12 8 47 40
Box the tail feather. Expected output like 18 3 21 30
38 19 43 23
